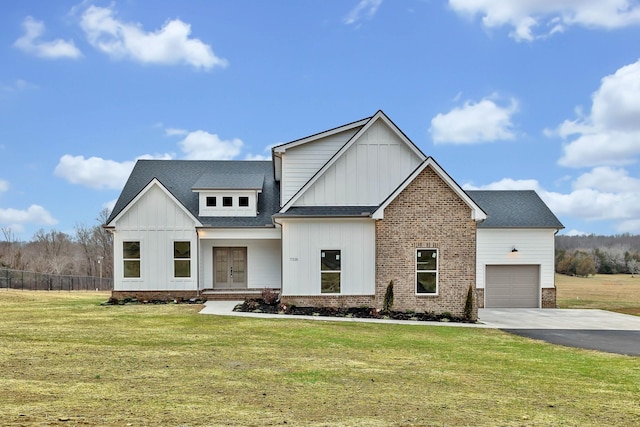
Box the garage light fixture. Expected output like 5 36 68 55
511 246 518 253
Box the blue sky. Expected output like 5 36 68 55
2 0 640 239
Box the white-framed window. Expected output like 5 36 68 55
123 241 141 278
416 249 438 294
174 241 191 278
321 250 341 293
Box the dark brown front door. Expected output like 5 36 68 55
213 247 247 289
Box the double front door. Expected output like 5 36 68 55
213 247 247 289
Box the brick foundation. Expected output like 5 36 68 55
476 288 485 308
281 295 376 308
542 288 556 308
375 166 478 320
111 290 199 302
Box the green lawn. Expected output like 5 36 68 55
0 291 638 426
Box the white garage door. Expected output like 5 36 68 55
485 265 540 308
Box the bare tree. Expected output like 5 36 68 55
1 227 26 270
628 259 640 278
31 229 75 275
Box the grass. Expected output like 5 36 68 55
0 291 639 426
556 273 640 315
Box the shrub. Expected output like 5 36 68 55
464 285 474 321
261 288 278 305
382 280 394 312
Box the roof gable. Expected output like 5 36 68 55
372 157 487 221
281 111 427 212
107 178 202 227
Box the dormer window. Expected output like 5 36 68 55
193 172 264 218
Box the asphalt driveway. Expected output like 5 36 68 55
479 308 640 356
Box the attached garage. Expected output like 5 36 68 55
485 265 540 308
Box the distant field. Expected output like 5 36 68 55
556 273 640 315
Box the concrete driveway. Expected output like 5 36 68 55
479 308 640 356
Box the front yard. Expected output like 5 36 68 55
0 290 638 426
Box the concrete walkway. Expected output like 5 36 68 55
478 308 640 330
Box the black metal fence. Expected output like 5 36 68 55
0 268 113 291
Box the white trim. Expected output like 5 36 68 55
372 157 487 221
416 248 439 296
272 118 370 154
280 111 428 213
107 178 203 227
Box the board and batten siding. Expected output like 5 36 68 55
281 128 360 206
281 219 375 296
294 120 423 206
476 228 556 290
113 183 198 291
199 238 281 289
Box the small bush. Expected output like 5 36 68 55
464 285 475 321
261 288 278 305
382 280 394 312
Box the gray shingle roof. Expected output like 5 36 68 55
192 172 264 190
467 190 564 229
275 206 378 217
107 160 280 228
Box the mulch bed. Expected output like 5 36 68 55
233 299 474 323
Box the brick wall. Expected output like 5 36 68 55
476 288 485 308
111 290 199 302
375 165 478 319
541 288 556 308
281 295 376 308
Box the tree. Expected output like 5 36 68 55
31 229 75 275
73 208 113 278
628 259 640 278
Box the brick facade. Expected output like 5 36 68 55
541 288 556 308
111 290 199 302
375 166 478 319
280 295 376 308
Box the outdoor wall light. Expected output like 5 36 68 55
511 246 518 253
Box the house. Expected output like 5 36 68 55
105 111 563 318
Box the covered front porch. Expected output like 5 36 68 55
197 227 282 297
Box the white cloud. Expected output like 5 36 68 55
449 0 640 41
14 16 81 59
553 59 640 168
80 5 227 70
430 96 518 144
466 168 640 233
563 229 590 236
464 178 542 191
0 205 58 232
179 131 243 160
344 0 383 25
54 153 172 190
165 127 188 136
0 180 8 193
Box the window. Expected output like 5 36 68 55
321 250 341 293
223 196 233 207
416 249 438 294
206 196 217 207
239 196 249 207
174 241 191 278
123 241 140 278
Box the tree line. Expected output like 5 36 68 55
0 208 113 278
555 234 640 277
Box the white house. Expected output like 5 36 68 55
105 111 563 316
